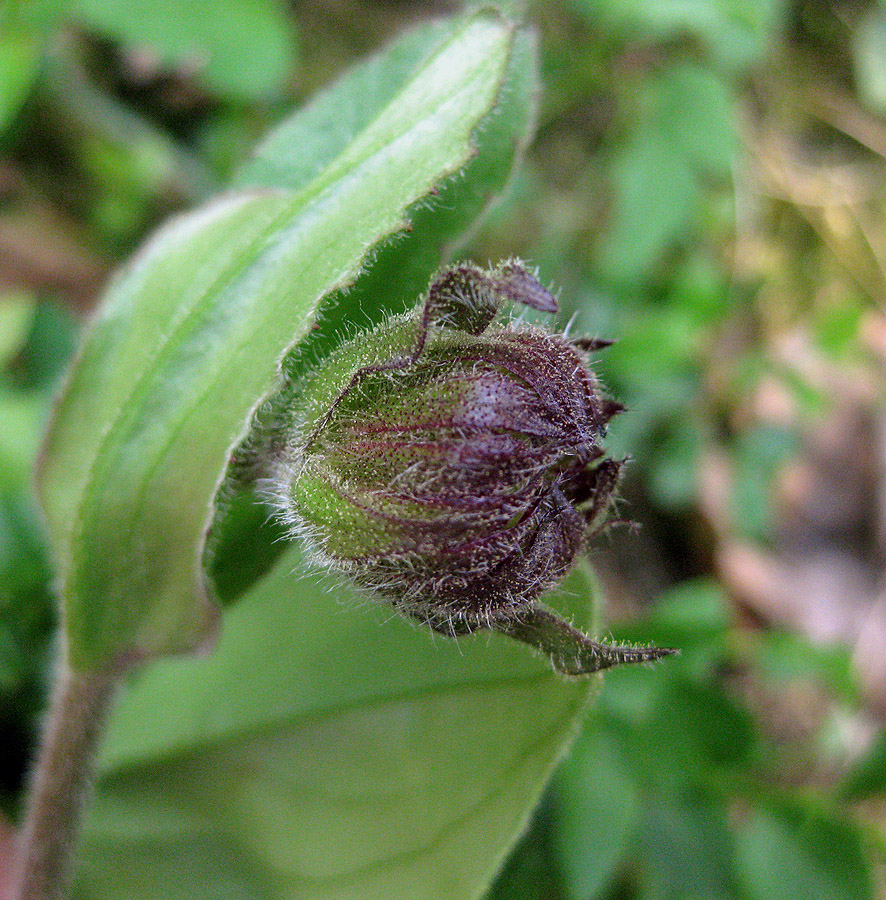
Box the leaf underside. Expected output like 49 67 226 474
37 11 523 671
76 548 593 900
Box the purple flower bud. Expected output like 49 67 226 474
272 262 675 674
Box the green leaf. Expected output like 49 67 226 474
71 0 297 101
629 577 731 650
646 418 703 510
0 290 36 368
37 11 524 670
75 547 593 900
730 423 798 539
635 794 739 900
3 0 75 32
600 124 699 282
751 629 858 704
0 26 42 133
735 808 874 900
853 6 886 117
652 64 736 178
13 300 79 391
642 679 756 776
599 63 736 283
234 23 452 192
551 723 641 900
0 489 55 695
483 815 563 900
840 727 886 800
0 388 47 493
237 17 537 354
567 0 785 71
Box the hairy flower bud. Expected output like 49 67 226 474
272 262 675 675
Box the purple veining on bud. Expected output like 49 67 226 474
272 261 676 675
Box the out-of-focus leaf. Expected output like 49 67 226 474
0 389 46 493
840 728 886 800
638 578 731 648
71 0 297 101
598 581 754 784
600 62 736 282
12 301 79 392
552 724 641 900
730 424 798 540
483 811 562 900
735 808 874 900
853 6 886 116
0 490 55 712
752 630 858 704
667 252 733 324
653 64 736 177
0 292 35 368
5 0 74 31
0 28 41 133
642 680 756 775
601 125 698 281
37 11 524 670
647 418 703 509
75 552 594 900
566 0 785 70
812 300 864 358
635 794 739 900
39 49 218 235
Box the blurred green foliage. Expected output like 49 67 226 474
491 580 878 899
71 0 297 102
1 0 885 897
0 293 76 811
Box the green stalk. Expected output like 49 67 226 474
12 654 119 900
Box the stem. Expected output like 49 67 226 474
12 657 120 900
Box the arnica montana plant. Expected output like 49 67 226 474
270 260 676 676
13 16 679 898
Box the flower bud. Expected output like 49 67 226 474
272 262 675 675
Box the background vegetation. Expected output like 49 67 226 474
1 0 886 897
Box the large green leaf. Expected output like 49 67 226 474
37 11 523 670
74 548 593 900
238 17 537 344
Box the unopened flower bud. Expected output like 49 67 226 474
272 262 675 675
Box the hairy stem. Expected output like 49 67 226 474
12 657 119 900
